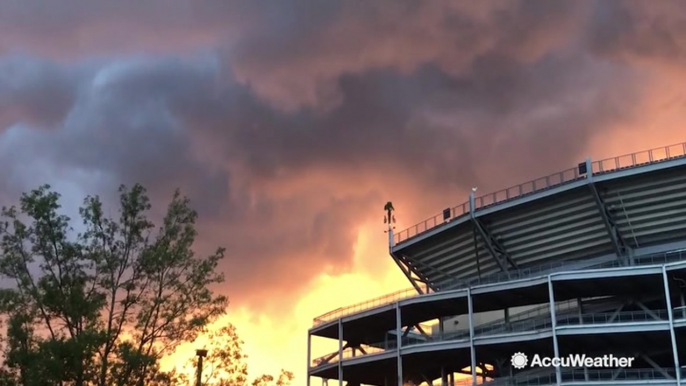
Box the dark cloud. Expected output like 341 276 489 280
589 1 686 68
186 53 640 194
229 0 589 111
0 1 259 58
0 0 683 312
0 55 80 129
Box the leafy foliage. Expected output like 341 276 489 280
0 184 292 386
179 322 293 386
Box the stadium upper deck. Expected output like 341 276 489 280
388 141 686 294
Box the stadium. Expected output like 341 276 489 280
306 142 686 386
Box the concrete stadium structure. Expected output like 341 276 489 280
306 142 686 386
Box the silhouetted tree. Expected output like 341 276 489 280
0 184 288 386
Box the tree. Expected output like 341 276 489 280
0 184 238 385
179 322 293 386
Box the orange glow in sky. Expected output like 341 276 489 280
161 222 412 381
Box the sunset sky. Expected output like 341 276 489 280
1 0 686 383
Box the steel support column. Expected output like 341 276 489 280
548 276 561 386
662 267 681 385
578 298 588 381
307 332 311 386
396 303 403 386
338 319 343 386
468 288 477 386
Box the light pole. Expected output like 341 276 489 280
196 349 208 386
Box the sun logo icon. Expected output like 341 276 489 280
511 352 528 369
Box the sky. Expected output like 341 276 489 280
1 0 686 383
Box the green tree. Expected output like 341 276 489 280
0 184 231 386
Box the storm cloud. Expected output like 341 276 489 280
0 0 684 310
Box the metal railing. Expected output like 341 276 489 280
673 306 686 320
394 141 686 245
561 367 676 383
634 250 686 265
592 142 686 175
501 296 611 326
313 287 426 326
312 249 686 327
556 309 668 326
472 309 666 340
476 315 554 337
402 328 471 346
472 166 581 211
486 367 677 385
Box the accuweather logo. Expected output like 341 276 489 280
510 352 635 369
511 352 529 369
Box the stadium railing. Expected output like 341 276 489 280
313 287 430 326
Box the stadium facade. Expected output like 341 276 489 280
306 142 686 386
